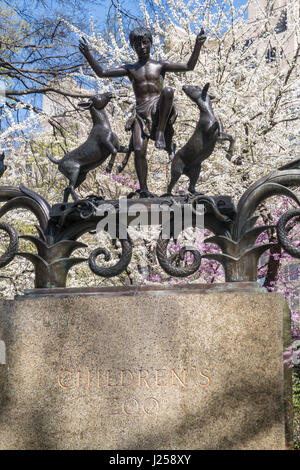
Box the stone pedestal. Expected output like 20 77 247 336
0 285 293 449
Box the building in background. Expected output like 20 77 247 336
248 0 298 60
249 1 299 332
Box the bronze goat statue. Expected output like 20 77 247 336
167 83 235 194
0 152 7 178
46 93 126 202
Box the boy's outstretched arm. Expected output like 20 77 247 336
79 37 128 78
162 28 206 72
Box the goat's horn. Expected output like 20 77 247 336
201 82 210 100
78 101 92 109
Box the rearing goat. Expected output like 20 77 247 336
167 83 235 194
47 93 126 202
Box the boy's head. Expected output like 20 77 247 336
129 27 153 50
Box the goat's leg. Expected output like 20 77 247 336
102 140 118 173
74 171 87 189
64 166 81 202
165 124 176 162
217 132 235 161
103 140 118 155
186 165 202 194
70 186 79 201
167 156 184 194
118 135 133 173
63 186 71 203
63 185 79 202
207 121 219 139
105 152 117 173
117 149 130 173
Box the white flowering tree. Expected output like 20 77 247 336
0 0 299 297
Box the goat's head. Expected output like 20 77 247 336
182 83 215 112
78 92 113 111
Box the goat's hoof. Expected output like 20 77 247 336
139 190 155 198
189 189 203 196
106 166 112 173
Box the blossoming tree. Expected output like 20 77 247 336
0 0 299 317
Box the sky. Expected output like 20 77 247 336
30 0 249 32
91 0 248 30
1 0 249 136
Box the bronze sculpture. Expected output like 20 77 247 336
167 83 235 194
0 28 299 289
79 27 207 197
0 168 299 287
46 93 127 202
0 152 7 178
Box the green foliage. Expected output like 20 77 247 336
0 5 30 90
293 371 300 449
0 5 30 55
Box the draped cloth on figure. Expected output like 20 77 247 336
125 96 178 150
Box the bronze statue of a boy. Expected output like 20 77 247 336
79 27 206 197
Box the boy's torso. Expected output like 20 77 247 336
126 60 165 105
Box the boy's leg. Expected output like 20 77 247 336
155 87 174 150
133 121 150 194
